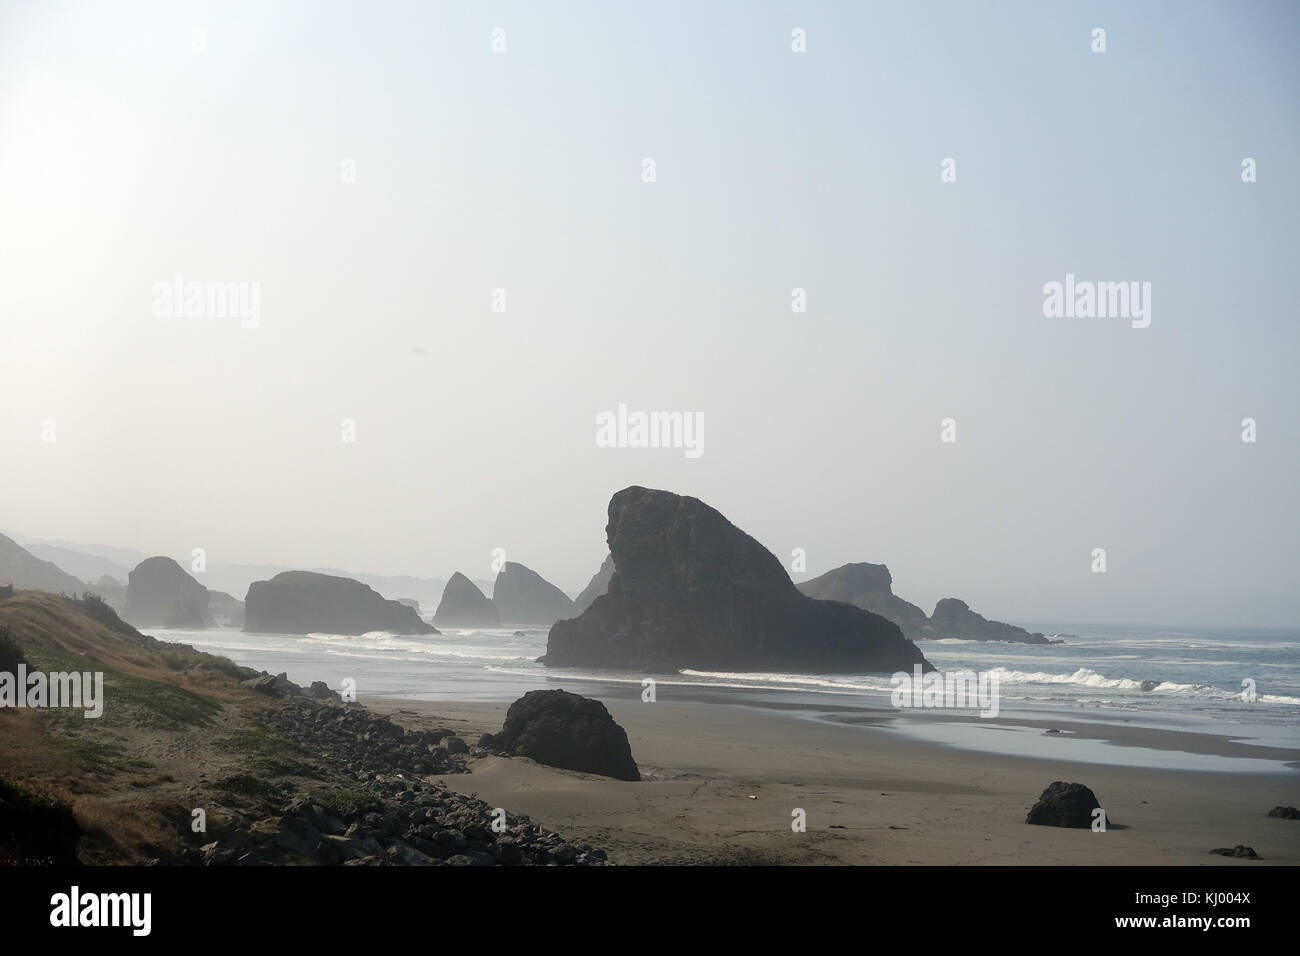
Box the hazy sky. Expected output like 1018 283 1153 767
1 1 1297 627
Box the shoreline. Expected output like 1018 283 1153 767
368 694 1300 865
367 671 1300 769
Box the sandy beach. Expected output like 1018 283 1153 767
371 695 1300 865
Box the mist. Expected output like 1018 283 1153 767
1 0 1297 628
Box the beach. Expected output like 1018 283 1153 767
371 695 1300 866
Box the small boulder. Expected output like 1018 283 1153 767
1026 781 1102 828
1267 806 1299 820
309 681 341 701
492 689 639 781
1210 845 1259 859
242 672 301 698
443 736 469 755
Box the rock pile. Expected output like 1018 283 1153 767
191 776 609 866
257 697 471 778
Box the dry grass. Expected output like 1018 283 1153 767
0 591 263 864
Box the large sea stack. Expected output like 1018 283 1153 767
124 556 214 628
796 562 932 641
543 487 932 673
244 571 437 635
493 562 575 626
432 572 501 628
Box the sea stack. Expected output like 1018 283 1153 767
929 598 1052 644
244 570 437 635
432 572 501 628
493 562 575 627
206 589 246 628
543 487 932 673
573 554 614 614
796 562 932 641
124 556 214 628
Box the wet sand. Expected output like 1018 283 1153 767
368 695 1300 865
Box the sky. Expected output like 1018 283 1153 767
1 0 1297 627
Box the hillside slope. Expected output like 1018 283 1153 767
0 590 604 866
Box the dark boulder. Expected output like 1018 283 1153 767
544 487 931 674
432 572 500 628
1267 806 1299 820
492 689 639 781
244 571 437 636
124 556 213 628
492 563 574 626
242 672 299 698
1026 781 1103 828
309 681 341 701
1210 845 1259 859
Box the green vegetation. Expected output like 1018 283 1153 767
157 648 248 680
46 734 154 779
216 725 330 779
111 672 222 729
214 772 283 814
66 592 137 639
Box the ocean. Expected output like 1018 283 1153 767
154 621 1300 772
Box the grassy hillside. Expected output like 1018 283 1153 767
0 589 296 863
0 589 603 867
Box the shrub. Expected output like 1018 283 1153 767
0 626 25 674
0 777 81 865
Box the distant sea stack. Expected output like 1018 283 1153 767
573 554 614 613
493 562 575 626
88 574 128 611
244 571 437 635
929 598 1055 644
124 556 214 628
432 572 501 628
207 589 245 628
796 563 931 641
543 487 932 673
